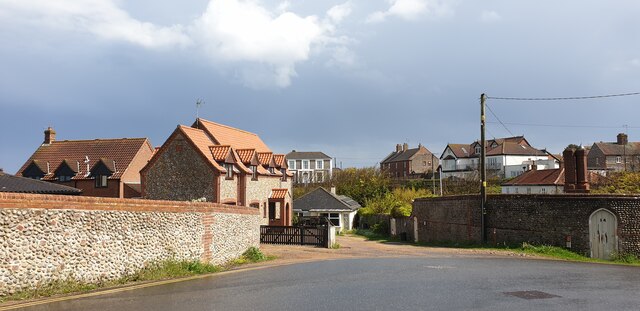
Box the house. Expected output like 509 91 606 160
440 136 554 179
502 147 599 194
587 133 640 175
141 118 293 226
293 187 361 231
17 127 154 198
0 170 82 195
286 151 333 184
380 143 438 179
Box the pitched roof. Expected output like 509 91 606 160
293 187 361 212
236 149 257 164
592 142 640 156
17 137 153 180
486 142 546 156
489 136 530 147
0 172 82 194
257 152 274 166
194 118 271 153
273 154 286 168
503 168 564 186
210 145 232 162
381 146 434 164
286 151 331 160
445 144 474 158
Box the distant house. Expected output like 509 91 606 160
380 143 438 179
588 133 640 175
286 151 333 184
0 170 81 195
17 127 154 198
440 136 555 179
501 166 565 194
293 187 361 231
141 118 293 226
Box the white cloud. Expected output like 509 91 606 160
327 2 352 24
0 0 352 89
480 10 501 23
0 0 190 48
366 0 453 23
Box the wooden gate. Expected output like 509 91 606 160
260 226 328 247
589 209 618 259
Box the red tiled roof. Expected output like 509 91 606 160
209 145 231 162
236 148 257 164
486 142 546 156
270 188 289 199
257 152 273 166
230 149 252 174
503 169 564 186
273 154 286 168
178 126 225 172
446 144 474 158
194 118 271 153
18 137 152 180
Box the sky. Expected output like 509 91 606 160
1 0 640 174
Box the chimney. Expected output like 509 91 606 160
617 133 628 145
403 143 409 152
330 187 336 195
531 161 537 171
396 144 402 152
575 148 589 192
44 127 56 144
563 148 576 192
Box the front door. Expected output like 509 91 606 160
589 209 617 259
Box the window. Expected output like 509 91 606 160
251 165 257 180
475 146 481 154
616 156 622 164
526 188 531 194
423 161 427 166
302 160 309 170
269 167 275 174
316 160 324 169
59 175 72 182
95 175 108 188
320 213 340 226
541 188 546 194
225 163 233 179
281 168 287 181
288 160 296 170
316 171 323 182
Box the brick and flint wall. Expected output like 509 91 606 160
412 194 640 256
0 193 260 296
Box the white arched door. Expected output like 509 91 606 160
589 209 618 259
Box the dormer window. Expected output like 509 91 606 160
281 168 287 181
22 160 46 180
95 175 108 188
225 163 234 179
251 165 257 180
55 159 77 183
269 167 275 174
475 146 481 154
59 175 72 182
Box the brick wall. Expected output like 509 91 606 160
0 193 260 296
412 194 640 257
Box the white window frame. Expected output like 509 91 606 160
616 156 622 164
316 159 324 170
302 160 310 170
288 160 296 170
321 213 340 227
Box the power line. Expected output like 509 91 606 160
486 121 640 129
486 92 640 101
485 103 515 136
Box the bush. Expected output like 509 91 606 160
242 247 267 262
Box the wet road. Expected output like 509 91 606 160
12 257 640 311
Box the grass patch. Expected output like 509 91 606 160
330 243 341 249
352 229 398 242
1 247 275 304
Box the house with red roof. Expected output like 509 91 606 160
379 143 438 179
17 127 154 198
141 118 293 226
440 136 558 179
587 133 640 175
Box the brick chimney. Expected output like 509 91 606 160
44 127 56 144
575 148 589 192
396 144 402 152
563 148 576 192
403 143 408 152
617 133 628 145
531 161 537 171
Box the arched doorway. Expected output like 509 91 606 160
589 209 618 259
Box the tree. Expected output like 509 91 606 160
332 167 391 205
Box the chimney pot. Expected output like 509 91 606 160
396 144 402 152
44 127 56 144
403 143 409 151
330 187 336 195
617 133 628 145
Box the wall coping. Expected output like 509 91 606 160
0 192 259 215
415 193 640 203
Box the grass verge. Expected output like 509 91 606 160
352 229 640 266
0 247 274 304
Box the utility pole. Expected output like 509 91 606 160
480 93 487 244
431 153 436 195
